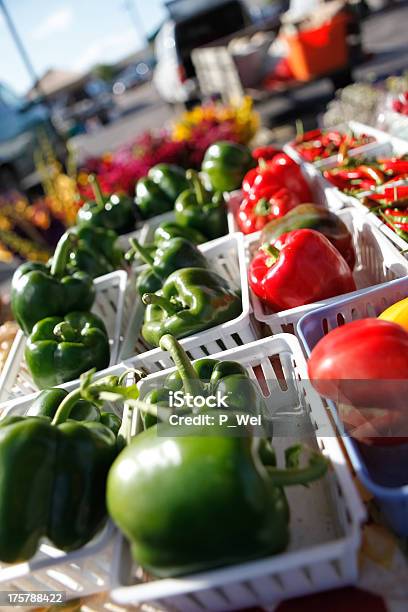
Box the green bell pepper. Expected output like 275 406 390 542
175 170 228 241
202 141 255 192
66 225 123 279
27 387 100 422
141 267 241 346
140 335 266 430
0 370 140 564
77 175 136 234
134 178 173 219
128 237 208 297
25 311 110 389
107 410 328 577
153 222 207 246
11 232 95 335
148 164 189 202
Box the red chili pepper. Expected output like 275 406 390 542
383 185 408 200
252 146 281 162
295 128 322 144
248 229 356 311
237 188 300 235
379 159 408 174
323 170 350 190
354 165 384 185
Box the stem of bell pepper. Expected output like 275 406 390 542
89 174 105 207
142 293 179 315
186 170 206 206
53 321 78 342
261 244 280 267
254 198 271 216
265 444 328 486
51 371 140 426
50 231 75 277
159 334 204 398
129 238 155 268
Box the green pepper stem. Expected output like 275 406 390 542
265 445 328 487
186 169 206 206
142 293 179 315
89 174 104 207
53 321 78 342
254 198 271 217
159 334 204 398
261 243 280 267
50 231 75 277
51 371 140 426
295 119 304 142
129 238 155 268
51 388 82 425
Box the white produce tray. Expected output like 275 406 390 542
110 334 365 611
0 271 128 406
119 232 258 364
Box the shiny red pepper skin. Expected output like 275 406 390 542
252 146 281 162
248 229 356 311
268 154 312 202
308 319 408 444
237 188 300 234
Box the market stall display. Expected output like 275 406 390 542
3 103 408 612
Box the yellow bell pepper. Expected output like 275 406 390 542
379 297 408 331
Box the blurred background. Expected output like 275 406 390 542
0 0 408 269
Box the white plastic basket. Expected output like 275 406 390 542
284 121 388 170
119 233 258 364
314 130 408 210
247 207 408 336
0 271 128 406
110 334 365 611
0 367 134 601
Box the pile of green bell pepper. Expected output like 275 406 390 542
175 170 228 241
202 141 255 192
106 335 328 578
25 311 110 389
77 175 136 234
135 164 189 219
11 232 95 335
141 267 241 346
0 370 139 564
128 237 208 296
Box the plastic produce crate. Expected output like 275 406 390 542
246 207 408 336
297 276 408 536
0 367 134 602
0 271 128 406
314 127 408 212
119 233 258 364
284 121 388 170
110 334 365 611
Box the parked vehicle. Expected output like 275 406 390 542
112 61 153 96
0 83 65 192
153 0 249 104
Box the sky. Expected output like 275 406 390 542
0 0 167 94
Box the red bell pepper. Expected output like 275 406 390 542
268 153 313 202
248 229 356 311
308 319 408 443
237 188 300 234
252 145 281 162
